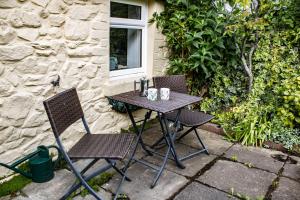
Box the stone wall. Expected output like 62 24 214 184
153 29 168 76
0 0 168 177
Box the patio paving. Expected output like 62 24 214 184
1 123 299 200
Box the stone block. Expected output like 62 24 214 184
22 12 41 27
49 15 65 27
21 128 38 137
271 177 300 200
91 56 107 64
5 71 20 87
0 19 16 44
0 0 20 8
0 62 4 75
17 28 39 41
0 92 34 120
0 45 33 61
21 170 76 199
0 126 14 144
82 64 98 78
224 144 286 174
282 156 300 181
0 79 14 97
0 10 10 19
91 21 107 30
48 27 62 39
10 10 41 28
68 5 99 20
39 9 49 19
198 160 277 199
92 47 106 56
103 162 188 200
67 46 93 57
47 0 68 14
5 138 25 150
22 110 46 128
91 0 103 4
31 0 50 7
15 57 48 74
174 182 238 200
64 19 89 41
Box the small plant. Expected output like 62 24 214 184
80 172 114 197
115 193 130 200
230 155 238 162
272 180 279 188
244 162 253 168
0 175 31 197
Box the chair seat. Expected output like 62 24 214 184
69 133 136 160
165 109 214 127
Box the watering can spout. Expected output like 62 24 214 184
0 145 61 183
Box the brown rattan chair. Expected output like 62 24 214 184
43 88 136 200
153 75 214 161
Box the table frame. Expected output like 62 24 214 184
109 91 201 187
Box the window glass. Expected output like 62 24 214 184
110 2 141 20
110 28 142 71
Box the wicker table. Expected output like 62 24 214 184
109 91 201 187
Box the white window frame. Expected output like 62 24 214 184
109 0 148 78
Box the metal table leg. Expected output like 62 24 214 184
124 104 153 156
160 112 185 169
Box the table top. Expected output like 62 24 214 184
109 91 202 114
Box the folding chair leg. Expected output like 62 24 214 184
112 104 150 200
194 128 209 155
56 139 104 200
176 127 194 141
80 158 99 175
106 159 131 182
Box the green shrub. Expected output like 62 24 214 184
154 0 300 147
268 127 300 150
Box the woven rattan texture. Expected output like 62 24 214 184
153 75 188 94
43 88 84 137
110 91 201 114
68 134 135 159
165 109 214 127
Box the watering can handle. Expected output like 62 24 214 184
47 145 62 170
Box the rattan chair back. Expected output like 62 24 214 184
153 75 188 94
43 88 84 137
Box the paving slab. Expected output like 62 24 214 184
72 188 112 200
282 155 300 181
198 160 276 199
143 143 217 177
103 162 188 200
141 126 163 146
178 129 233 156
20 170 76 200
174 182 238 200
224 144 285 173
271 177 300 200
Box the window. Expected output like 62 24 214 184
110 0 147 77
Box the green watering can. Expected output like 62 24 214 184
0 145 61 183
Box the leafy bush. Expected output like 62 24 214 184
154 0 300 147
152 0 239 95
268 127 300 150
